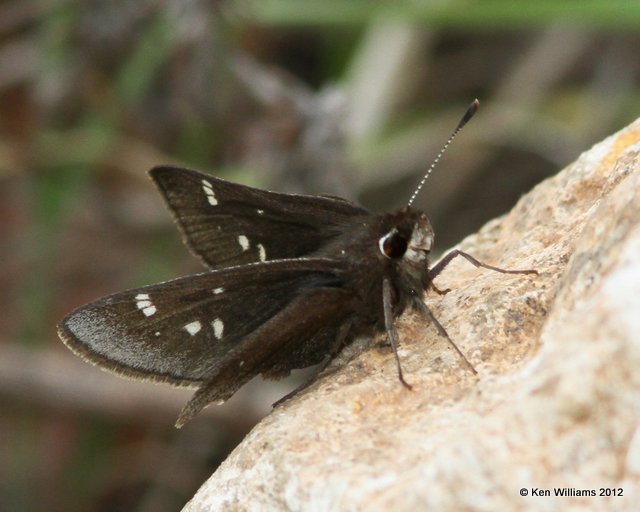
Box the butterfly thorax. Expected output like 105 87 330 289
313 206 435 329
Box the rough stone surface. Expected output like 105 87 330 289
183 119 640 512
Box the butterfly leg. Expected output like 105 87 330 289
382 277 412 390
429 249 538 280
430 282 451 295
272 319 354 407
411 295 477 375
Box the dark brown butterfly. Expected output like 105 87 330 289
58 100 536 427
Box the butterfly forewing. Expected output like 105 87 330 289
58 258 347 386
150 166 369 269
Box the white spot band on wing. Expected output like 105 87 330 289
212 318 224 339
238 235 249 251
184 321 202 335
201 179 218 206
257 243 266 262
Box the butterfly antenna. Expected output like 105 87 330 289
407 99 480 207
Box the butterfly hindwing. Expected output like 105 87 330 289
150 166 369 269
175 283 353 426
58 258 349 387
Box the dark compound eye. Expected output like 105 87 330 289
378 229 408 259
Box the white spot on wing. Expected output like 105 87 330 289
213 287 224 294
212 318 224 339
142 306 157 316
257 243 266 262
257 209 264 215
238 235 249 251
201 179 218 206
184 321 201 335
136 294 155 316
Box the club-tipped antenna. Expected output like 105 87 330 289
407 99 480 207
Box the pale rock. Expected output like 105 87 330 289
184 118 640 512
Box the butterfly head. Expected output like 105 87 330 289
378 208 434 266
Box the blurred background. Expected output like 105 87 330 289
1 1 639 510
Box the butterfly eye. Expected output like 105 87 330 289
379 229 408 259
